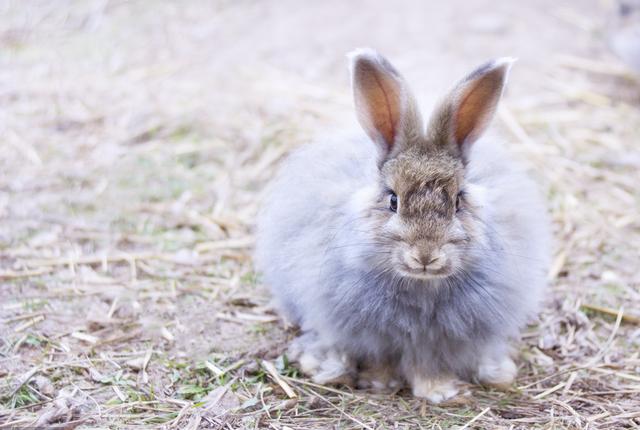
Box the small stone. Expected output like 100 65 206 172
34 375 55 397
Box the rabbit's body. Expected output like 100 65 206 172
255 50 550 402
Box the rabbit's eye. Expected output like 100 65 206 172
456 191 463 212
389 192 398 212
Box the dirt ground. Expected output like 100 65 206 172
1 0 640 429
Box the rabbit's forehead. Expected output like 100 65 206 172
384 152 463 203
382 151 463 223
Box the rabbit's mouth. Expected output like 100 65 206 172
396 264 453 280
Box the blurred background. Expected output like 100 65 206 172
1 1 639 428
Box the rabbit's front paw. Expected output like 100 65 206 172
410 376 459 403
288 335 354 385
477 356 517 388
309 351 354 385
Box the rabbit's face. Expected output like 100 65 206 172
348 50 512 279
375 149 475 280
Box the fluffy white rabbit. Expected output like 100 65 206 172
255 49 550 403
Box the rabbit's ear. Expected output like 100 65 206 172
350 49 421 160
429 58 514 161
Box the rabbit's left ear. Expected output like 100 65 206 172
428 58 514 162
350 49 422 162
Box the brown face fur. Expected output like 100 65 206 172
375 145 471 279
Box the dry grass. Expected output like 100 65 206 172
1 1 639 429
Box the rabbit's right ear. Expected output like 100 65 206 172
427 58 514 163
349 49 421 161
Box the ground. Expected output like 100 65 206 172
1 1 640 429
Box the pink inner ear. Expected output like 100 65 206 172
454 71 503 146
354 61 402 150
368 71 400 147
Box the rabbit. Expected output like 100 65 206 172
255 48 551 403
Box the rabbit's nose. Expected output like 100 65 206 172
409 249 445 270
